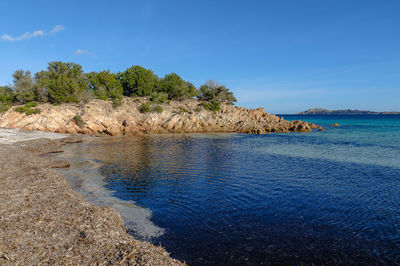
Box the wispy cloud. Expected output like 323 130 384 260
74 49 88 55
48 25 65 35
1 25 65 42
74 49 96 58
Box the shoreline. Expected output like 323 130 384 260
0 134 184 265
53 137 166 241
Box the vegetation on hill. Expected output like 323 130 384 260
0 62 237 111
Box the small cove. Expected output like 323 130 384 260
56 115 400 265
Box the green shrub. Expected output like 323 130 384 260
158 73 196 100
13 70 36 103
197 80 236 105
0 86 15 103
72 114 84 128
139 102 151 113
112 97 122 108
120 65 157 97
87 70 123 102
25 102 38 108
0 104 11 114
200 100 221 112
150 92 168 104
15 104 41 115
35 62 88 103
177 106 190 114
151 105 163 113
194 106 202 113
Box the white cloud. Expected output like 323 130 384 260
74 49 96 58
74 49 88 55
49 25 65 34
1 25 65 42
1 30 44 41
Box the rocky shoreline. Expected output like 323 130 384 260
0 136 183 265
0 98 322 136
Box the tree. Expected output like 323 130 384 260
197 80 236 105
120 65 157 96
158 73 196 100
0 86 15 103
87 70 123 101
13 70 35 103
35 62 88 103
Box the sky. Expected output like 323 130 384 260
1 0 399 114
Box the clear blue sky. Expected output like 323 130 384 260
1 0 399 113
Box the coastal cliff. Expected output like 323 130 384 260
0 98 322 135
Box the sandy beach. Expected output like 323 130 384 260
0 129 183 265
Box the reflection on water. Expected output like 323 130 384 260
59 127 400 265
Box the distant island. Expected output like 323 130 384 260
298 108 400 115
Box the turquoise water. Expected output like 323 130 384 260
60 115 400 265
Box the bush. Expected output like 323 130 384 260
200 100 221 112
194 106 202 113
112 97 122 108
150 92 168 104
15 104 41 115
197 80 236 105
0 103 11 114
139 102 151 113
13 70 36 103
158 73 196 100
35 62 89 103
151 105 163 113
120 65 157 97
177 106 190 114
0 86 15 103
72 114 84 128
87 70 123 101
25 102 38 108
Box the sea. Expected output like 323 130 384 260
56 115 400 265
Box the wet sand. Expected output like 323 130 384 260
0 132 183 265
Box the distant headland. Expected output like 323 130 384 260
298 108 400 115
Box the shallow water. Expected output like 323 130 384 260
59 115 400 265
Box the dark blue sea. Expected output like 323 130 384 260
58 115 400 265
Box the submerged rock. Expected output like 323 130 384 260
0 98 323 135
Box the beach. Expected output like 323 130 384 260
0 129 183 265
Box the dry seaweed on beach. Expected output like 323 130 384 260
0 137 184 265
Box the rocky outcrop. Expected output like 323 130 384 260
0 98 322 136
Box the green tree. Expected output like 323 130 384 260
0 86 15 103
35 62 88 103
87 70 123 101
13 70 35 103
158 73 196 100
197 80 236 105
120 65 157 96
